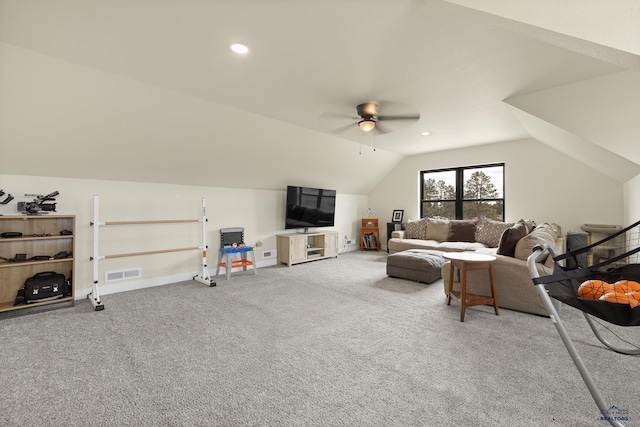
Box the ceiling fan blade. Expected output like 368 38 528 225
329 122 356 134
375 122 392 135
377 114 420 121
319 111 358 120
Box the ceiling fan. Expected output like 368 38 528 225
321 101 420 135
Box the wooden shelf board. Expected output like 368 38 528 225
0 296 74 313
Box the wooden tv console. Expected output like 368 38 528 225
277 231 339 267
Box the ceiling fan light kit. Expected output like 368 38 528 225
356 103 377 132
358 119 376 132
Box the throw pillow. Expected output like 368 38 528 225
521 219 537 234
404 218 427 240
497 221 527 257
447 219 477 242
514 224 557 261
476 217 515 247
424 217 450 241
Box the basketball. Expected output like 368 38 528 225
599 292 635 305
577 280 614 300
626 291 640 308
612 280 640 294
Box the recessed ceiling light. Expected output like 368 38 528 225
421 131 431 136
230 43 249 54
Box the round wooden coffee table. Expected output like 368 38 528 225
443 252 499 322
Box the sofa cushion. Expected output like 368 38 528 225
388 238 441 253
436 241 487 252
476 217 515 247
497 221 527 257
425 217 450 241
404 218 427 239
514 223 558 261
447 219 477 242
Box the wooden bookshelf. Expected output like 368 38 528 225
360 218 380 251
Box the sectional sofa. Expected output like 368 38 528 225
388 217 564 316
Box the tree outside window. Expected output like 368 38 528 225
421 164 504 220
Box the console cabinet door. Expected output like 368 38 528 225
289 236 308 264
324 232 339 257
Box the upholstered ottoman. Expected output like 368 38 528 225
386 249 446 284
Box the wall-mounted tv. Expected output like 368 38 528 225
285 185 336 232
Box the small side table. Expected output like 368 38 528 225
443 252 499 322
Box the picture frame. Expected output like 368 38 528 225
392 210 404 223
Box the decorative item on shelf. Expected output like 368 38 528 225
366 207 375 218
0 189 14 205
17 191 59 215
392 210 404 223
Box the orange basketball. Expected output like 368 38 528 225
613 280 640 294
578 280 614 300
626 291 640 308
599 292 637 306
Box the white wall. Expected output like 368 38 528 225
369 138 625 242
0 174 367 298
624 174 640 227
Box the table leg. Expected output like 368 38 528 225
447 262 455 305
460 262 467 322
489 263 499 315
225 252 231 280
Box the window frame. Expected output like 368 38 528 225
419 163 505 220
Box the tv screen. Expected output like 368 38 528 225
285 185 336 231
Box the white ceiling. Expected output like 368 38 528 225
1 0 639 193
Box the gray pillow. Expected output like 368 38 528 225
476 217 515 247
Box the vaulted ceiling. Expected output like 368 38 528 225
1 0 639 194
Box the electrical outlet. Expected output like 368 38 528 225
346 239 353 245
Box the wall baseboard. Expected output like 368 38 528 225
75 258 280 300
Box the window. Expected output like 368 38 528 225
420 163 504 220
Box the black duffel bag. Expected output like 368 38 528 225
23 271 68 304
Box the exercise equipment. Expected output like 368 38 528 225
89 195 215 310
528 220 640 426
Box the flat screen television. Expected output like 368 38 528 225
285 185 336 232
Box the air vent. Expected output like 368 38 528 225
105 268 141 282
